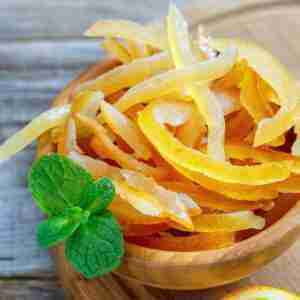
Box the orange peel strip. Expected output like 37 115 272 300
115 179 194 230
0 105 70 162
102 38 131 63
127 232 235 251
69 152 178 225
109 198 167 225
226 109 254 141
121 169 201 216
222 285 300 300
209 38 300 146
121 222 170 237
114 47 237 113
161 181 272 212
78 51 172 96
69 152 184 225
167 4 226 160
224 142 300 174
169 162 278 201
192 211 265 232
76 114 168 180
176 109 206 148
126 39 150 60
85 19 168 49
100 100 152 160
271 175 300 193
151 100 194 127
138 100 291 185
240 67 273 123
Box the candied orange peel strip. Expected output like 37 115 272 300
78 52 172 96
127 232 235 251
167 4 226 160
161 181 273 212
76 114 169 180
222 285 300 300
85 19 168 49
209 38 300 146
114 47 237 113
100 100 152 160
138 100 291 185
192 211 265 232
102 38 132 64
0 105 70 162
169 162 278 201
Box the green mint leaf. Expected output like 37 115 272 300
37 207 90 248
81 177 116 214
65 210 124 279
28 154 93 215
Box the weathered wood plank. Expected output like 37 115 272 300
0 40 101 70
0 279 65 300
0 149 55 276
0 0 182 40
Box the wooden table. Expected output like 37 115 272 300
0 0 299 299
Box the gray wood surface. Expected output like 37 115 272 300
1 0 300 299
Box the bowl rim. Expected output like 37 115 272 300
42 57 300 268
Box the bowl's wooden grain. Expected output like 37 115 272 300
36 0 300 294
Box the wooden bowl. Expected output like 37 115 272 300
37 58 300 291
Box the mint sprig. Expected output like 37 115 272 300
28 154 124 279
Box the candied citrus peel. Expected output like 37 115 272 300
85 19 168 49
76 114 169 180
78 52 173 96
102 38 132 64
127 232 235 251
192 211 265 232
100 100 152 160
114 47 237 113
0 105 70 162
209 38 300 146
138 100 291 185
222 285 299 300
167 4 226 160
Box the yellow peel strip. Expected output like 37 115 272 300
100 100 152 160
78 51 172 96
76 114 168 180
167 4 226 160
85 19 168 49
102 38 131 63
115 47 238 113
0 105 70 162
169 161 278 201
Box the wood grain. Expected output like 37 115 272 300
1 0 300 299
0 279 64 300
